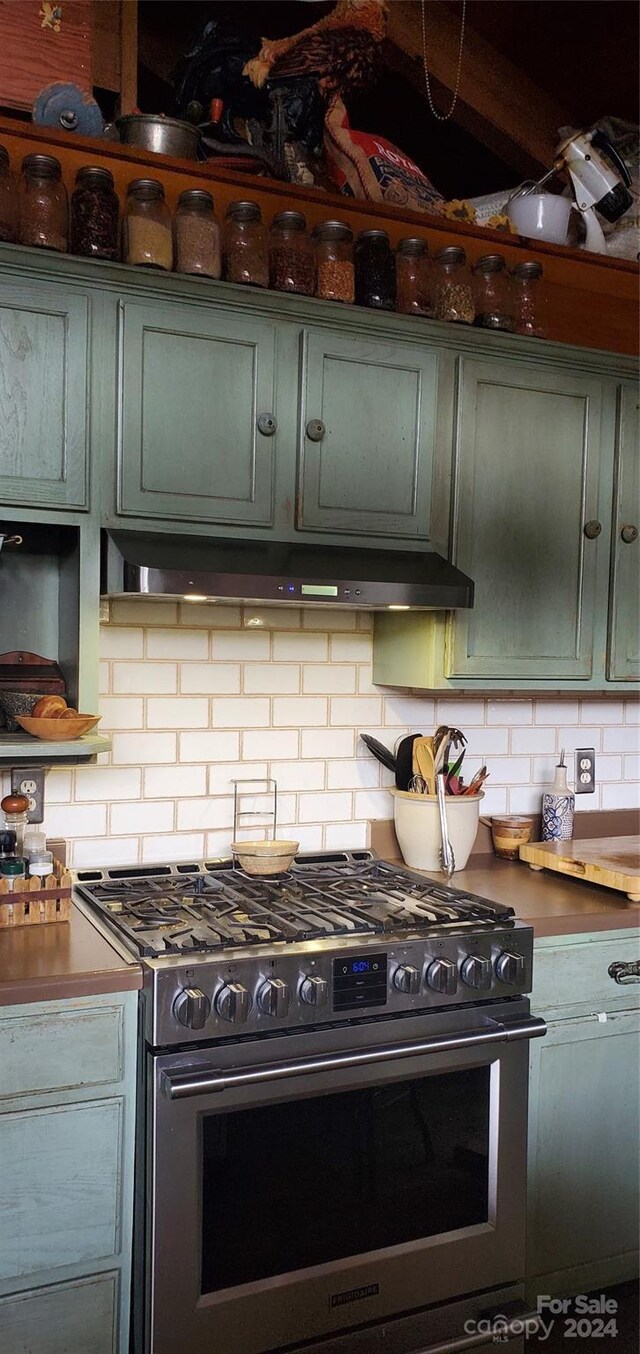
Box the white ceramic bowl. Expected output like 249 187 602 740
390 789 484 873
506 191 572 245
231 840 299 876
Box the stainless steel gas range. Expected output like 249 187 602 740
75 850 546 1354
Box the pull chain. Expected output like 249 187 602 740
420 0 467 122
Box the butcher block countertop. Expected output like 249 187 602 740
371 817 640 939
0 902 142 1007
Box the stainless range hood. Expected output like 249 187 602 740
103 531 474 611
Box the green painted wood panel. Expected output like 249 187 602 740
527 1010 640 1292
0 1272 118 1354
448 359 604 681
0 1004 124 1102
0 283 88 508
117 298 277 525
608 384 639 681
298 328 437 539
531 931 640 1017
0 1098 122 1281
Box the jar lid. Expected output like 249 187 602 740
397 236 428 256
512 260 543 279
271 210 306 230
21 152 61 178
75 165 115 188
1 793 29 815
357 229 390 243
227 200 261 222
178 188 214 209
436 245 466 265
313 220 353 241
0 145 9 167
127 177 165 200
0 856 26 877
27 851 53 874
473 253 506 273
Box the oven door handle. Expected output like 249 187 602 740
162 1014 547 1100
410 1309 542 1352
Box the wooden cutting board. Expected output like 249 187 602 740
519 835 640 902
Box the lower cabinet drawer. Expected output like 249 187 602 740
0 1271 118 1354
0 1003 125 1103
532 933 640 1014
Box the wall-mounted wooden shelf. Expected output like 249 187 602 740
0 731 110 763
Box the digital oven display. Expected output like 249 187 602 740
332 953 387 1012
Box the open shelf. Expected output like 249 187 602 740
0 731 111 763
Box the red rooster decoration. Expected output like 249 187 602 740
243 0 388 95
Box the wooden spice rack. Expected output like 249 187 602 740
0 858 71 928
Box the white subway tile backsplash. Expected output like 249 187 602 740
476 786 508 815
535 700 579 725
44 770 74 804
558 726 602 754
301 728 354 759
436 699 485 725
287 825 325 851
303 609 354 630
624 705 640 725
111 800 174 835
331 696 382 726
487 700 532 725
72 837 140 868
354 789 391 820
113 662 178 694
298 791 352 824
483 757 531 784
212 631 270 661
180 663 241 694
244 664 300 694
208 762 268 793
111 599 177 626
510 727 555 755
75 767 142 802
330 633 371 662
466 727 509 756
327 759 380 790
244 607 301 630
303 664 356 694
45 803 107 838
242 729 299 760
580 700 624 725
99 661 110 695
177 797 234 831
179 731 239 762
274 631 328 661
273 696 327 727
601 782 640 809
144 765 207 798
507 786 548 814
99 626 144 658
603 725 636 753
99 697 144 730
623 754 640 780
112 731 177 765
179 603 241 628
273 761 325 792
383 697 436 727
148 629 208 659
325 821 369 850
213 697 270 728
142 833 205 863
532 757 557 785
147 697 209 729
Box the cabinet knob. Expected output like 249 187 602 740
620 524 638 544
583 520 602 539
257 413 277 436
306 418 326 442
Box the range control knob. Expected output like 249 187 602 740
257 978 291 1018
300 974 328 1007
495 950 525 985
426 957 458 995
392 964 420 995
215 982 251 1024
173 986 211 1030
460 955 492 990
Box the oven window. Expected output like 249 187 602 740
201 1066 490 1293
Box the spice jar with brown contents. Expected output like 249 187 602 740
223 201 268 287
70 166 120 260
433 246 475 324
511 260 549 339
123 178 173 271
175 188 221 278
396 237 433 316
472 253 514 331
313 220 354 303
18 153 68 252
269 210 314 295
0 145 15 243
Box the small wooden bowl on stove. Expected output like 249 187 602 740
231 840 300 876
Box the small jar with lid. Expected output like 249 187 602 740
472 253 514 331
223 201 268 287
313 220 354 303
511 260 549 338
0 857 26 893
18 153 68 252
175 188 221 278
1 793 29 856
70 165 120 260
433 246 475 324
0 145 16 243
396 236 433 316
355 229 396 310
269 210 314 295
123 178 173 270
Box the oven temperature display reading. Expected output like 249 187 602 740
333 953 388 1012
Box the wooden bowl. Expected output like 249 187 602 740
16 714 102 742
231 840 300 876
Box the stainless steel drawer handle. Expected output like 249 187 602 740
257 413 277 436
608 960 640 984
163 1015 547 1100
621 524 638 544
583 519 602 539
306 418 326 441
410 1310 541 1353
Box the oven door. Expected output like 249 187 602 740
146 1003 545 1354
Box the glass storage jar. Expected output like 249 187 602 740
175 188 221 278
123 178 173 270
269 210 314 295
355 229 396 310
313 220 354 303
511 260 549 338
18 153 68 252
70 165 119 260
1 792 29 856
472 253 513 331
0 145 15 243
433 246 475 324
223 201 268 287
396 236 433 316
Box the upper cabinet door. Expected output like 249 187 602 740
117 299 277 526
608 384 639 682
449 359 603 682
298 328 437 540
0 282 89 509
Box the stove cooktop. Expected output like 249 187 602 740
76 853 515 959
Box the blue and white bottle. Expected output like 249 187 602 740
542 749 575 841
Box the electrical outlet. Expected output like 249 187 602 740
10 766 45 822
575 748 596 794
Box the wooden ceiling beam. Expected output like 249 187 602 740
386 1 572 173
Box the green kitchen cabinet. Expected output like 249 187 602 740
526 929 640 1300
607 383 639 682
0 990 137 1354
297 327 439 541
0 280 89 510
116 297 278 526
